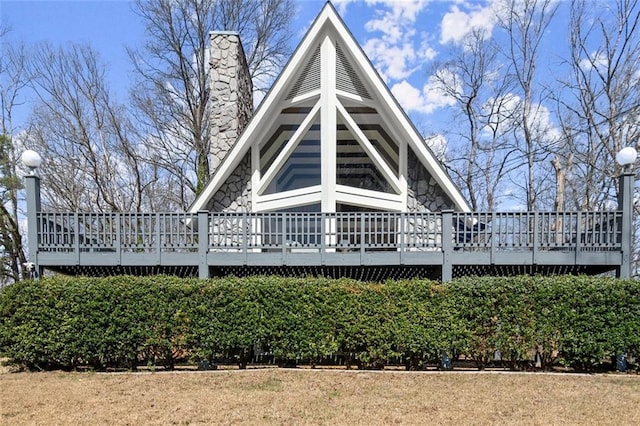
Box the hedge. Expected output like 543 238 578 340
1 275 638 371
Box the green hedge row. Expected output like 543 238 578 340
1 275 639 371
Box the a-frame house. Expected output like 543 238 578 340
24 2 632 281
190 2 470 216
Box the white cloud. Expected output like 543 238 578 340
391 74 457 115
425 68 459 104
579 51 608 72
364 39 429 81
333 0 358 15
363 0 428 44
440 1 498 44
529 102 562 145
424 134 448 161
356 0 433 83
367 0 428 19
392 80 428 112
482 93 520 136
482 93 561 145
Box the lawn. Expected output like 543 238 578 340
2 368 640 425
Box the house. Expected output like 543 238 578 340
24 3 633 281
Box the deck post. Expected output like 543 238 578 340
25 175 42 279
360 212 365 264
618 171 634 278
532 212 539 265
242 213 248 264
441 210 453 282
74 212 80 265
198 211 210 279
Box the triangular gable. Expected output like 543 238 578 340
189 2 470 213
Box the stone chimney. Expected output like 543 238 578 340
209 31 253 174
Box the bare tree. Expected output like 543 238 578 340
129 0 294 206
0 27 29 284
1 36 28 136
25 43 160 212
556 0 640 211
497 0 559 210
0 134 27 284
431 29 519 210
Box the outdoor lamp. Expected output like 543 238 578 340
21 150 42 174
615 146 637 279
616 146 637 171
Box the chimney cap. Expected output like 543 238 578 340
209 31 240 37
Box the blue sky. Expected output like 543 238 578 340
1 0 533 132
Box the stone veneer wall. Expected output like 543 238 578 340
407 147 454 212
210 153 251 212
207 32 254 212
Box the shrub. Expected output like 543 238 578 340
1 275 638 372
534 276 640 370
389 280 463 370
449 276 538 370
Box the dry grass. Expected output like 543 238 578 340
2 368 640 425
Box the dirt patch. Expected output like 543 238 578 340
0 358 21 374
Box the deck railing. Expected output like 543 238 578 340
454 211 622 250
37 210 623 254
34 210 625 280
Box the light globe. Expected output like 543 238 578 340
21 150 43 170
616 147 637 167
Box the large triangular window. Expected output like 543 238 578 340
263 121 321 194
336 119 396 194
336 105 400 195
259 104 321 195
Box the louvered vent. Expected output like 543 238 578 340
286 44 321 99
336 43 371 99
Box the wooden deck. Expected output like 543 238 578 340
33 210 625 281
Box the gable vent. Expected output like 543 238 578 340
286 44 321 100
336 43 371 99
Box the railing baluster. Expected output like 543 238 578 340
320 213 326 264
590 211 596 248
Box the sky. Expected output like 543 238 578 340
1 0 567 134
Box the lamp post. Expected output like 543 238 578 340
22 150 42 279
616 147 637 279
